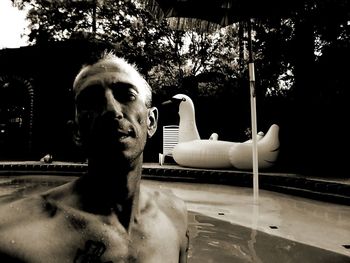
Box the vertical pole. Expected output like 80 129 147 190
247 18 259 203
92 0 97 35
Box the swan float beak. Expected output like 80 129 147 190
162 97 186 106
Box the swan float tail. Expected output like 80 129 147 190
229 124 280 169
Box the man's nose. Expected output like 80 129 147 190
104 90 123 119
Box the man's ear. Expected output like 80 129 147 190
147 107 158 138
67 119 83 148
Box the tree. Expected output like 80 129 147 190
12 0 244 98
12 1 171 69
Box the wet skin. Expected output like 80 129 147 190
0 57 189 262
0 184 188 263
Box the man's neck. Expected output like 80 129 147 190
74 156 143 230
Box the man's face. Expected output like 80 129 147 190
73 60 157 163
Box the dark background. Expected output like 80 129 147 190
0 39 349 177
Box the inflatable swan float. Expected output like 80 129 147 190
167 94 280 170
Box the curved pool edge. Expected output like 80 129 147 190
0 161 349 205
142 163 350 206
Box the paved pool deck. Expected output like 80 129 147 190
0 161 349 205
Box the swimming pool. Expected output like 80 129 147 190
1 175 349 262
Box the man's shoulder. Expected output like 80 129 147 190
0 194 43 211
0 195 47 253
140 184 189 261
0 195 46 224
142 184 186 208
141 185 187 225
0 181 73 220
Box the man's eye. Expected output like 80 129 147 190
77 96 97 111
76 86 104 111
113 90 137 103
110 82 138 103
127 91 137 101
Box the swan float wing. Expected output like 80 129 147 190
173 140 233 169
173 124 280 170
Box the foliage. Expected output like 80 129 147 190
11 0 350 103
253 18 295 97
11 0 245 98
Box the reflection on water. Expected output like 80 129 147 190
1 176 349 263
188 211 349 263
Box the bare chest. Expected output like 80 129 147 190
0 208 180 263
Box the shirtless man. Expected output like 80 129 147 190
0 52 189 262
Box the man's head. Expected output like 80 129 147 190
73 52 158 164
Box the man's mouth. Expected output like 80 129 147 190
116 129 135 141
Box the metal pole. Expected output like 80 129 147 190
92 0 97 35
247 18 259 203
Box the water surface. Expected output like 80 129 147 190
1 175 349 262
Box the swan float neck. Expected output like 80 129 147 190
173 94 200 143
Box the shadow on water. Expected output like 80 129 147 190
187 211 350 263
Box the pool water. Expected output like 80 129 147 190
188 212 349 263
1 175 350 262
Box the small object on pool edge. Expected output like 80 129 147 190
40 154 53 163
